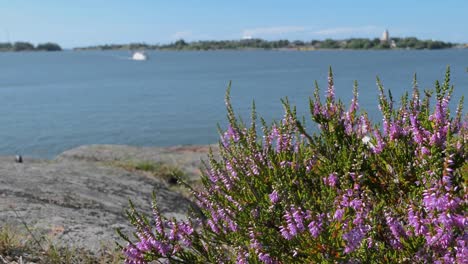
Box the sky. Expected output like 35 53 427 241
1 0 467 48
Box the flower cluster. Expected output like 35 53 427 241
120 200 194 264
121 68 467 263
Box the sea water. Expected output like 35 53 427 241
0 49 466 158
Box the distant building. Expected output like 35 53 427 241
381 29 389 43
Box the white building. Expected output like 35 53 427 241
381 29 389 43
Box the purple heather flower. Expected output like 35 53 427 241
225 194 243 211
438 212 455 228
285 214 298 237
350 198 363 211
258 252 274 264
294 140 300 153
269 125 279 144
168 221 177 240
383 119 390 136
220 172 234 190
372 129 385 154
308 216 323 238
280 225 293 240
323 172 338 187
249 229 262 250
421 146 431 156
291 207 305 232
389 122 402 140
442 252 455 263
250 161 260 176
385 212 406 249
334 208 345 221
455 238 468 263
321 105 331 119
431 100 446 126
408 207 427 236
353 211 367 226
429 132 439 146
313 101 321 116
135 237 151 251
226 125 240 142
423 186 461 212
342 225 367 254
436 228 454 250
453 214 468 229
276 132 292 152
178 222 194 236
207 168 219 183
221 125 240 147
207 219 220 234
366 237 374 249
123 244 144 263
151 203 165 236
228 218 239 232
425 225 454 253
344 112 353 135
236 249 249 264
410 113 425 145
269 190 280 204
359 115 370 136
225 160 238 178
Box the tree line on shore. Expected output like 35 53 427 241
74 37 456 51
0 37 458 52
0 42 62 51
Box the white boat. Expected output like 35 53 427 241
132 51 147 61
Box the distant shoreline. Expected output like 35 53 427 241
3 37 467 52
72 37 463 51
0 42 62 52
71 47 466 52
2 47 467 53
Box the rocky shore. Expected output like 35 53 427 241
0 144 217 254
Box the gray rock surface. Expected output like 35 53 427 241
56 144 218 181
0 145 216 252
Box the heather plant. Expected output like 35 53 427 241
120 67 467 263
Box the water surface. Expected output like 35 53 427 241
0 50 466 158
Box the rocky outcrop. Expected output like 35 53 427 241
0 145 216 252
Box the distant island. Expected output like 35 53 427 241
74 37 459 51
0 42 62 52
1 34 466 53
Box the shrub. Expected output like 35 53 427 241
36 42 62 51
120 67 467 263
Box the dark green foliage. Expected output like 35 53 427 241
0 42 13 51
36 42 62 51
0 42 62 52
74 37 456 51
13 42 34 51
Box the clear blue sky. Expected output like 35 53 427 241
1 0 467 48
